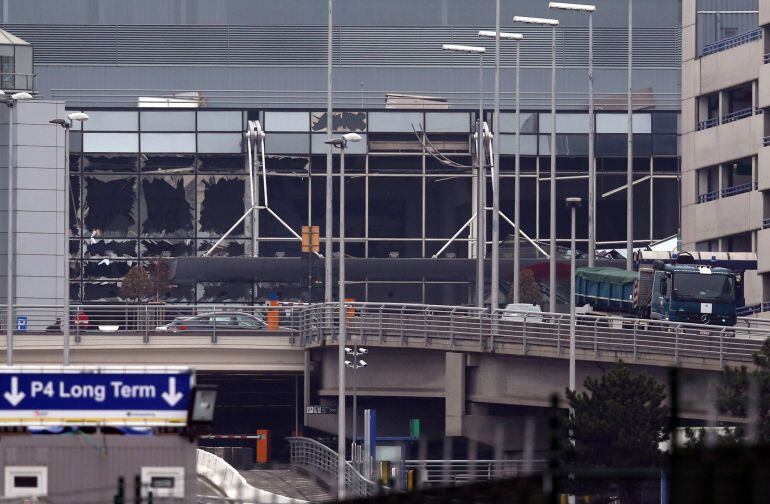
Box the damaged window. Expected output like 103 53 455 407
198 153 247 173
83 154 138 173
197 176 248 237
140 176 195 237
83 175 138 237
141 239 195 258
197 282 252 303
196 239 247 257
258 175 306 237
82 260 134 280
141 154 195 174
265 156 309 174
84 239 138 258
311 111 367 132
69 175 81 236
82 282 122 302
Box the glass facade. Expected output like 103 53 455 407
68 108 680 304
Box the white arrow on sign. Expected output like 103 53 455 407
161 377 183 407
3 377 25 407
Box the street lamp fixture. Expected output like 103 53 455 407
548 2 595 12
326 129 362 497
50 112 89 367
566 197 582 395
478 30 523 40
513 15 559 313
442 43 487 308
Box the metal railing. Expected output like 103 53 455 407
702 27 762 56
287 437 383 498
721 106 755 124
763 217 770 229
697 190 719 203
399 459 548 486
765 52 770 64
721 180 757 197
697 116 719 131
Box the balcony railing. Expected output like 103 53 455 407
763 217 770 229
722 107 755 124
697 190 720 203
721 180 757 197
764 136 770 146
697 117 719 131
703 28 763 56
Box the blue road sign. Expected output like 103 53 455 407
0 367 193 426
16 316 27 332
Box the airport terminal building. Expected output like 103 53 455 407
0 0 714 306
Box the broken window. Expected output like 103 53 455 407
83 154 138 173
198 153 247 173
84 239 138 258
265 156 309 174
197 282 252 303
141 239 195 258
83 175 138 237
140 175 195 237
368 176 422 238
69 174 81 236
141 154 195 174
196 239 247 257
82 282 122 302
82 260 134 280
258 175 306 237
197 176 248 238
311 111 368 132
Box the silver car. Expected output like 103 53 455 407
156 312 268 333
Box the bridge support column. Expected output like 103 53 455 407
445 352 466 436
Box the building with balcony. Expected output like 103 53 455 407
681 0 769 308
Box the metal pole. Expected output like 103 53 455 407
6 103 13 366
325 0 334 302
569 204 577 393
337 144 346 499
491 0 500 311
549 25 557 312
63 122 70 366
352 347 358 449
476 52 485 308
513 39 521 303
587 12 595 267
626 0 634 271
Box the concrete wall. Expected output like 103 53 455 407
0 433 196 503
0 100 65 307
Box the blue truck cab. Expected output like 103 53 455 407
649 264 736 326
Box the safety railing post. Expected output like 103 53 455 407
75 304 81 343
674 324 680 363
143 305 149 344
378 305 384 343
554 315 559 354
633 320 638 360
449 308 455 349
522 317 528 354
400 306 406 345
593 318 599 357
211 305 217 344
424 308 429 346
479 311 484 352
719 327 725 368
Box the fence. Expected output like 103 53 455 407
399 459 548 487
287 437 382 498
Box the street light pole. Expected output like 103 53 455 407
513 16 559 312
626 0 634 271
3 91 32 366
325 132 362 501
325 0 334 302
566 197 582 394
477 31 524 304
442 44 487 308
491 0 500 312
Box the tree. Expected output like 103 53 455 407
147 257 171 302
507 268 543 306
566 363 668 502
717 338 770 443
120 265 153 302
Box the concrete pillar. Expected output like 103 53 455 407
445 352 466 437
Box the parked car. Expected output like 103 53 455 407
500 303 544 323
156 312 269 333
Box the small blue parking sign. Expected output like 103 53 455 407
16 316 27 332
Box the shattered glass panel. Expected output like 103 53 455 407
141 239 195 258
197 176 249 238
69 175 81 236
197 282 252 303
69 261 81 280
259 241 302 258
84 239 138 258
82 260 134 280
311 111 367 132
258 175 306 237
166 283 196 303
69 239 81 259
70 153 81 172
83 175 138 238
82 282 122 302
83 154 138 173
198 153 246 173
141 154 195 174
265 156 309 174
196 239 248 257
140 175 195 238
70 282 81 303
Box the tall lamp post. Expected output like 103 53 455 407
549 2 596 267
478 30 524 305
50 112 89 367
441 44 486 308
626 0 634 271
566 197 582 395
513 16 559 313
324 132 362 500
344 345 368 455
325 0 334 303
1 90 33 366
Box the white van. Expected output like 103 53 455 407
500 303 543 323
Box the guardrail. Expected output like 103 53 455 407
721 180 757 198
702 27 762 56
288 437 383 498
697 190 719 203
399 459 548 486
697 116 719 131
722 107 755 124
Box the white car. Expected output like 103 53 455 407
500 303 544 323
